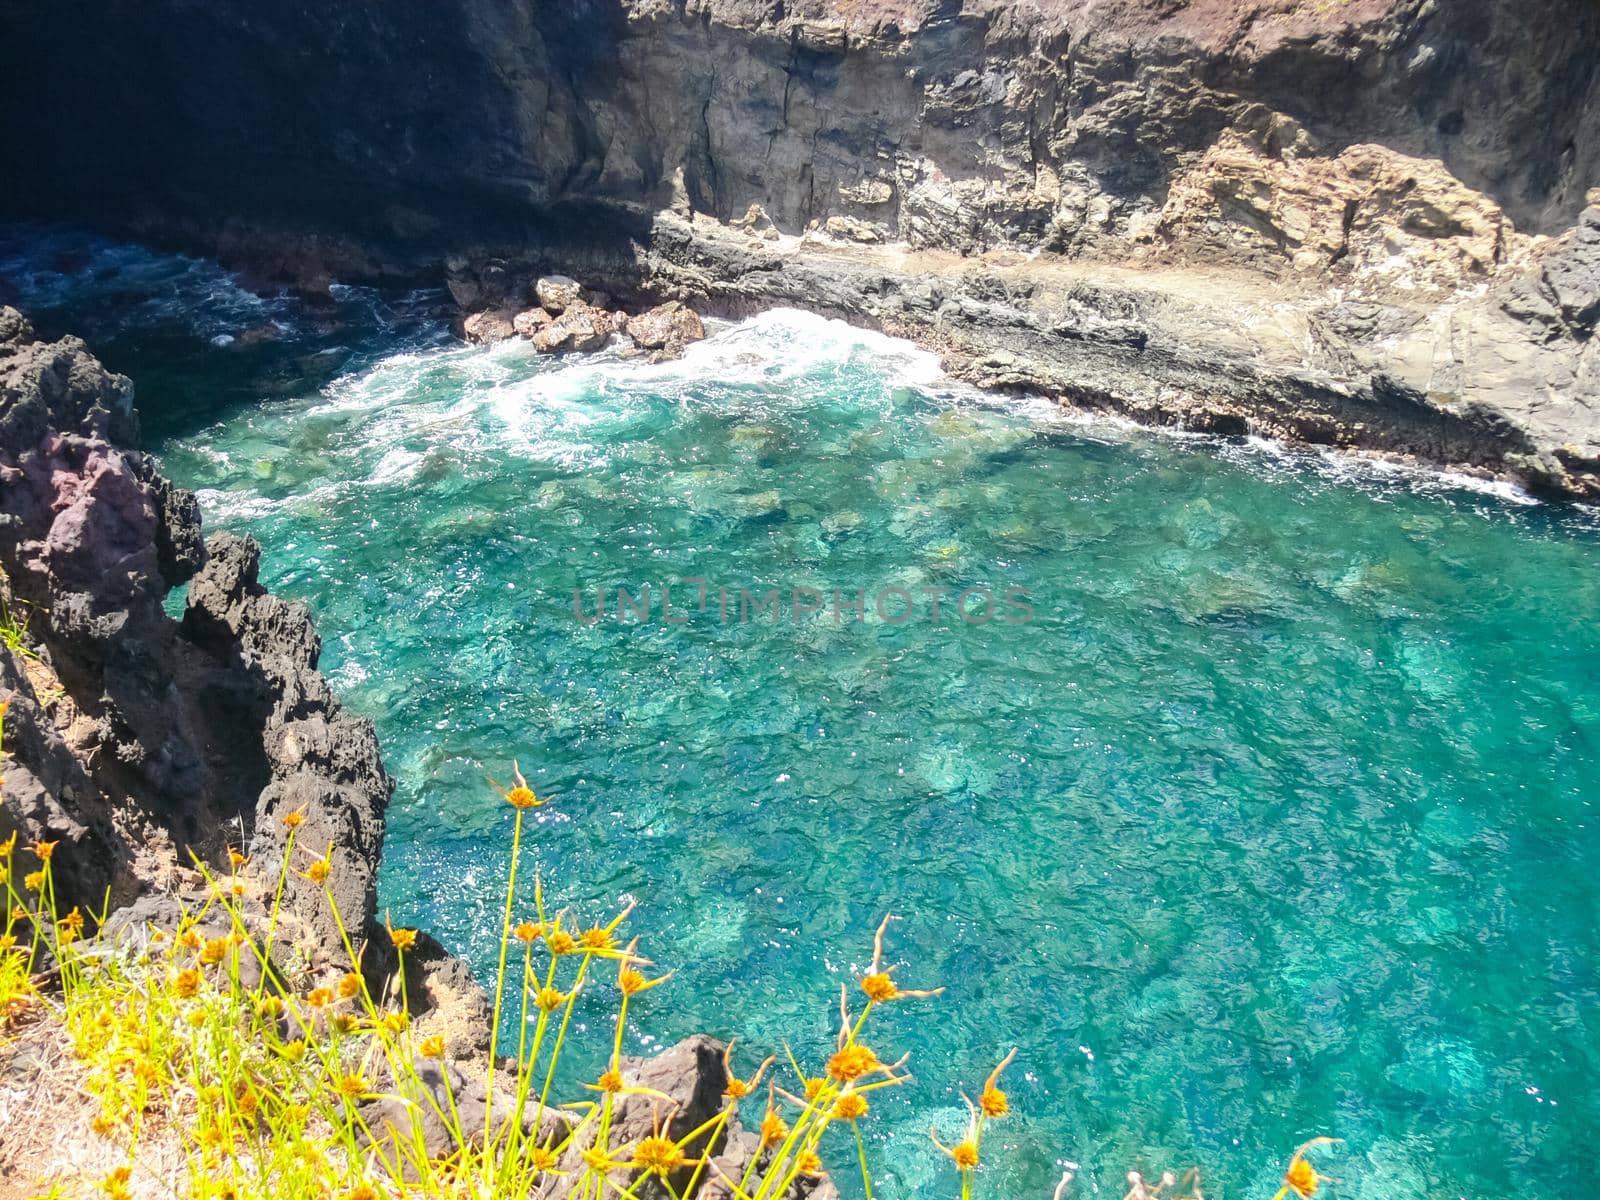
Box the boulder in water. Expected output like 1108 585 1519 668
625 300 705 354
530 302 614 354
460 307 517 344
512 306 552 337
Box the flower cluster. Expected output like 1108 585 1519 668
0 752 1343 1200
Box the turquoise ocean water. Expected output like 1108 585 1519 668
5 228 1598 1200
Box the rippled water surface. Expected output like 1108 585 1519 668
6 228 1600 1200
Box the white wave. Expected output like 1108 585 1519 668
193 488 284 522
367 446 427 486
176 289 1567 524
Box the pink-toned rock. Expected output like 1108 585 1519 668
529 303 611 354
1158 128 1510 290
460 308 518 344
624 301 705 352
512 307 552 337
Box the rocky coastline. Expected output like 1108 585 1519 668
0 308 825 1198
0 305 489 1032
2 0 1597 1191
3 0 1597 497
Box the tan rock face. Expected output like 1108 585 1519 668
460 308 518 344
535 274 583 314
1159 130 1511 292
624 300 706 351
529 302 614 353
512 306 552 337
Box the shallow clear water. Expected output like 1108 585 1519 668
6 228 1600 1200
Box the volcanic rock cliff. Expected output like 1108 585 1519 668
0 310 814 1200
3 0 1599 493
0 306 482 1038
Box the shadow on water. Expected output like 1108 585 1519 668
0 222 454 443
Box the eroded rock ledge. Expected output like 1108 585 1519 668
444 189 1600 498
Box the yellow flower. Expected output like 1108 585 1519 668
303 852 332 884
832 1091 869 1120
336 1074 368 1099
528 1145 561 1174
534 986 567 1011
631 1135 688 1178
931 1097 982 1171
279 1040 307 1063
330 1012 359 1035
979 1047 1017 1119
547 929 577 956
100 1165 132 1200
30 839 57 862
860 973 898 1002
796 1150 826 1178
580 1145 629 1176
173 968 201 999
722 1040 774 1101
596 1068 624 1093
859 913 942 1004
306 987 333 1009
257 996 285 1019
337 972 363 999
59 907 85 942
826 1043 883 1083
618 965 672 996
199 937 230 966
1274 1138 1343 1200
1286 1160 1318 1197
503 761 543 808
344 1186 377 1200
0 831 15 858
419 1035 446 1059
227 848 247 869
387 914 418 952
23 871 43 892
282 807 307 829
513 921 543 943
759 1106 788 1147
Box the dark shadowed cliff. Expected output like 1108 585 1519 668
0 1 1596 492
3 0 1597 244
